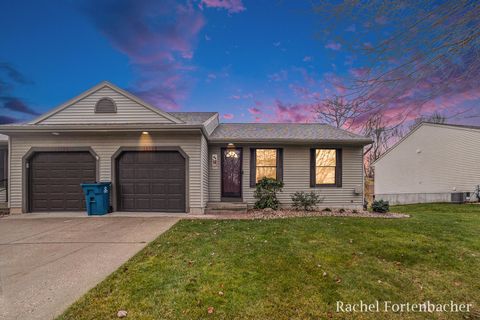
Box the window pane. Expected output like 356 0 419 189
316 167 336 184
316 149 336 167
256 149 277 166
256 167 277 182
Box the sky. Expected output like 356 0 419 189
0 0 479 128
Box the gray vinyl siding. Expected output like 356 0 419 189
9 132 204 212
375 124 480 196
38 87 176 124
200 135 209 207
209 145 364 207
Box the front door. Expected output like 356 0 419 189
221 148 242 199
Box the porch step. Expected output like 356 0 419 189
205 202 248 215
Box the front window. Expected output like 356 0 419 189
315 149 336 185
255 149 277 182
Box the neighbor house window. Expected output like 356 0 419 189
310 149 342 187
95 98 117 113
250 148 283 187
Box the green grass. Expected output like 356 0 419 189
58 203 480 319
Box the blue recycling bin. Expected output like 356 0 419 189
81 182 111 215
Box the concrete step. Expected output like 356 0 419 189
205 202 248 215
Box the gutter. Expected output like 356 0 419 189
208 138 373 146
0 124 208 136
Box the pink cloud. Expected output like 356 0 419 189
200 0 245 13
349 67 369 78
248 107 261 114
325 41 341 51
84 0 206 109
223 113 234 119
273 100 314 123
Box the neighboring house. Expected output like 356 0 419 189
374 122 480 205
0 82 371 214
0 134 7 205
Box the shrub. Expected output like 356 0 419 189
372 200 390 213
291 191 323 211
322 207 331 212
352 209 358 214
254 177 284 210
339 208 345 213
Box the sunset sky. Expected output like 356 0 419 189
1 0 479 128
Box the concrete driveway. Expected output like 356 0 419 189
0 216 179 320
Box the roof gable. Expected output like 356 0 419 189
32 82 183 125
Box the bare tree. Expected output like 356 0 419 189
314 0 480 118
362 112 403 178
313 95 364 129
409 111 446 131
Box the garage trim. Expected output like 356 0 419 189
22 147 100 213
111 146 189 213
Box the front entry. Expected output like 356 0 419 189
221 147 242 199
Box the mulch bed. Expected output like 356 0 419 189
248 208 409 219
195 208 409 220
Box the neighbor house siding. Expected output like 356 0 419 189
374 124 480 202
9 132 204 213
37 87 176 124
209 145 363 207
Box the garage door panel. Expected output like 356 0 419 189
117 151 186 212
135 198 151 210
168 184 184 194
134 183 150 194
30 152 96 212
119 168 135 179
151 199 167 208
135 168 152 179
151 183 166 193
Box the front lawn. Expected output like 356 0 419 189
58 204 480 319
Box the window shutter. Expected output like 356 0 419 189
276 148 283 182
336 148 343 187
250 148 256 187
310 148 316 187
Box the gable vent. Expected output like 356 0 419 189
95 98 117 113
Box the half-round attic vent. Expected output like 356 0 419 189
95 98 117 113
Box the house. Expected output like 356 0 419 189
0 134 7 205
374 122 480 205
0 82 371 214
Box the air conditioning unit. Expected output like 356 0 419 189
451 192 466 204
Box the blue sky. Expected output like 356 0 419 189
1 0 479 126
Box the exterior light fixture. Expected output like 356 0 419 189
226 143 239 158
142 131 149 135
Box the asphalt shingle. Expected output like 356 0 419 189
209 123 371 143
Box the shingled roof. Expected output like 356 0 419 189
168 112 217 125
209 123 371 144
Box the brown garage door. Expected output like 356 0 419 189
29 152 96 212
117 151 186 212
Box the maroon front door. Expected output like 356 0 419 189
221 148 242 198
